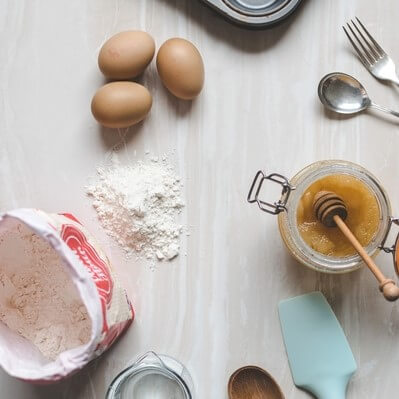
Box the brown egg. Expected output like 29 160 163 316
91 82 152 128
98 31 155 79
156 38 204 100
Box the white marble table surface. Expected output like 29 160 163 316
2 0 399 398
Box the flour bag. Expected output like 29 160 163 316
0 209 134 383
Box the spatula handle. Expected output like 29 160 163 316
318 392 345 399
312 379 347 399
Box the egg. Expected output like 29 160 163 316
91 82 152 128
98 31 155 79
156 38 204 100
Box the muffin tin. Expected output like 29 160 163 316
201 0 303 28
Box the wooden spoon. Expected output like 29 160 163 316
313 190 399 301
228 366 285 399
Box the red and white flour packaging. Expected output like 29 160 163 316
0 209 134 383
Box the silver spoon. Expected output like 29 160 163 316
318 72 399 118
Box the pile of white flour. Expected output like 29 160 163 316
86 156 184 261
0 221 91 360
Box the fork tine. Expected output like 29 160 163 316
351 19 381 59
355 17 386 56
345 23 375 65
342 26 371 67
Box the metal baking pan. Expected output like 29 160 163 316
200 0 303 29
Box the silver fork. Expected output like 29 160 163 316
343 17 399 85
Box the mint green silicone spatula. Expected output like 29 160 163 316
278 292 357 399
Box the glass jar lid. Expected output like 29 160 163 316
106 352 194 399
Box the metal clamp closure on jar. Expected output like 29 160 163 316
247 170 294 215
379 217 399 276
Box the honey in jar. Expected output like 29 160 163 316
296 174 380 257
249 160 392 273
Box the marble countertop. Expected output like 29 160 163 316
2 0 399 398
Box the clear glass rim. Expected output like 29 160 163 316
106 352 193 399
278 160 392 273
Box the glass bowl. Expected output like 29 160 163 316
106 351 194 399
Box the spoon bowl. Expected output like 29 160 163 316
318 72 371 114
228 366 285 399
318 72 399 119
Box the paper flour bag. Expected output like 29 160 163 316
0 209 134 383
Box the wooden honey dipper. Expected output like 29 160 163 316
313 191 399 302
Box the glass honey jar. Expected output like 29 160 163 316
248 160 399 274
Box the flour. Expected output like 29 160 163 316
86 156 184 262
0 221 91 361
